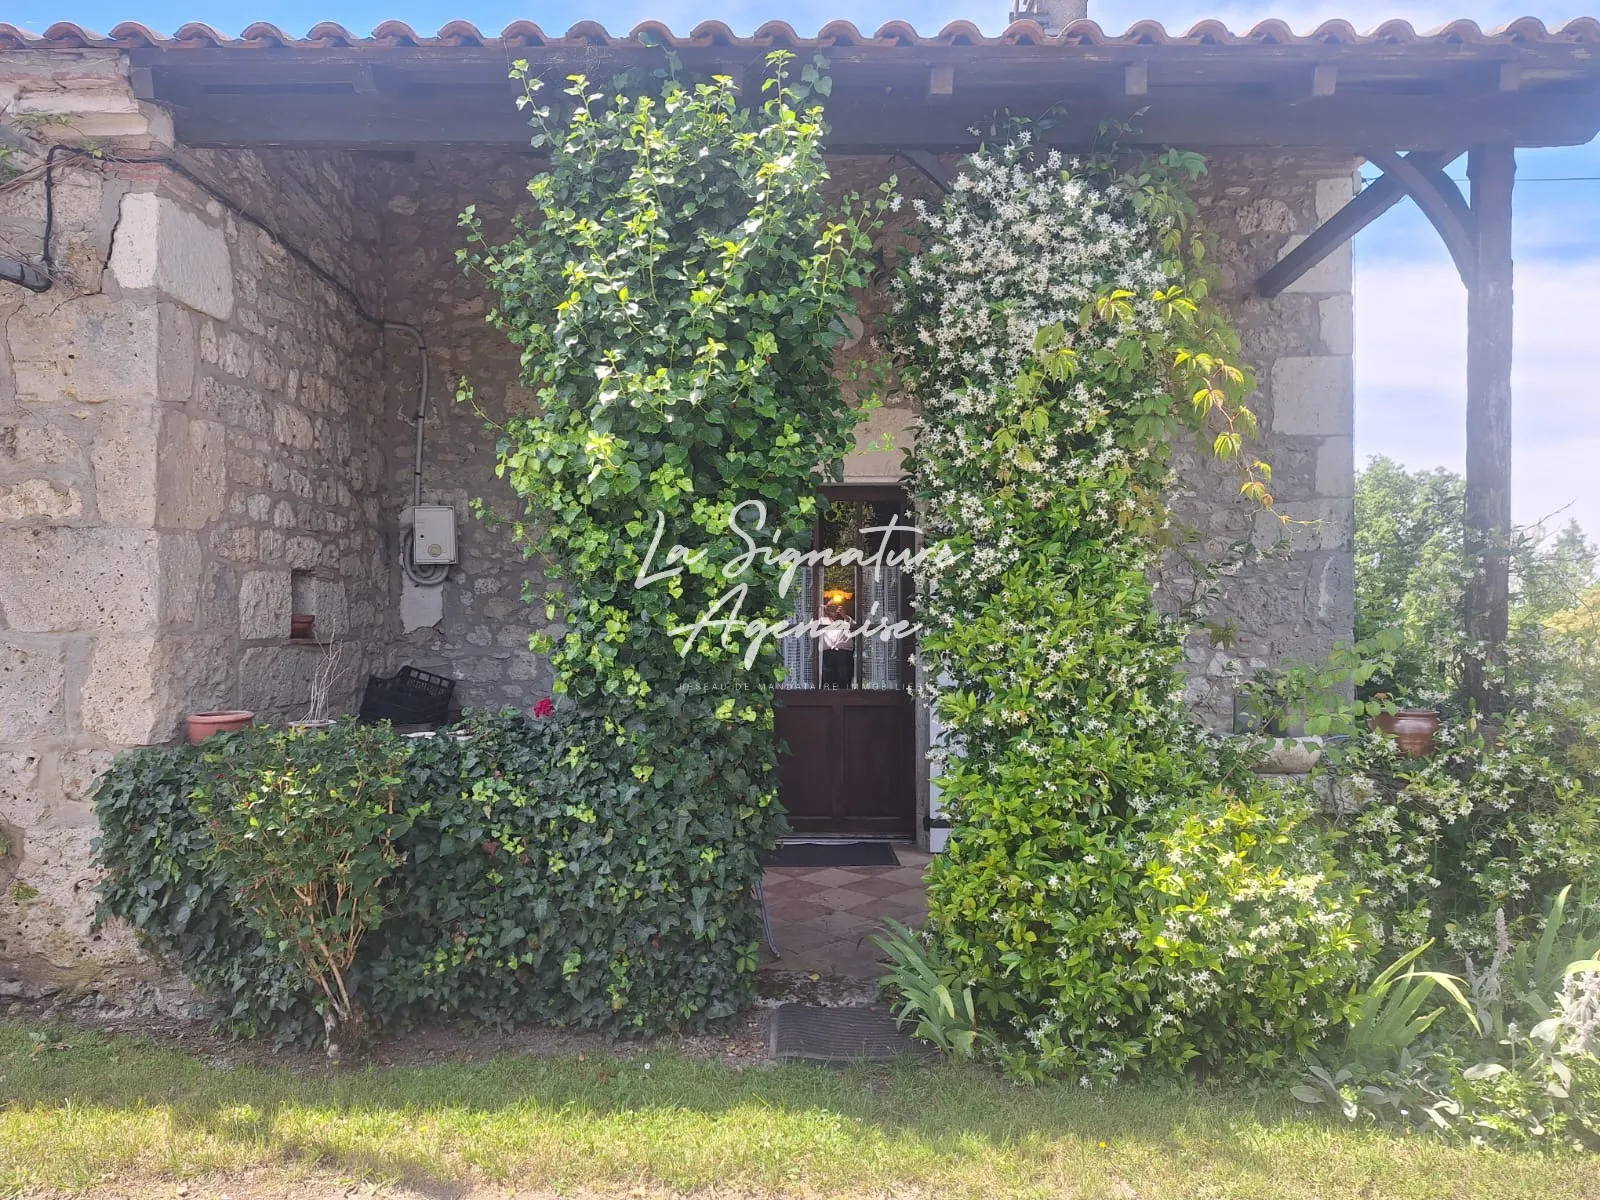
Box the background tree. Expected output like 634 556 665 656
1354 455 1598 706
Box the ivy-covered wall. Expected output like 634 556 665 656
370 148 1357 730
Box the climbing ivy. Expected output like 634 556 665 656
459 52 890 1025
890 134 1366 1080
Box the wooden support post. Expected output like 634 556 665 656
1463 143 1516 713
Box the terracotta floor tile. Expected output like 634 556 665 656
825 867 883 886
801 886 876 911
837 876 903 899
760 878 815 902
758 847 929 977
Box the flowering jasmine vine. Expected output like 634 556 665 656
889 133 1364 1081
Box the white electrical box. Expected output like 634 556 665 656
411 505 458 566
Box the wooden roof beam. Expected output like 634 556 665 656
158 86 1600 152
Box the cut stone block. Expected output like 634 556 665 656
80 635 165 744
0 479 83 521
1315 436 1355 499
1319 293 1353 355
238 569 291 640
0 527 161 633
9 296 159 405
156 413 226 530
1315 173 1358 223
0 639 67 740
90 404 160 525
1271 356 1352 436
109 193 234 320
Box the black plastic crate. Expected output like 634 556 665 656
359 666 455 726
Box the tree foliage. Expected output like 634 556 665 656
1354 455 1598 705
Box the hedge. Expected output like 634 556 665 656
92 711 773 1044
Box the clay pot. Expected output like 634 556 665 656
290 613 315 639
187 710 255 743
1373 708 1441 757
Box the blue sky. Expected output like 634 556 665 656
11 0 1599 541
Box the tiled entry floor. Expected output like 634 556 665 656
760 845 932 977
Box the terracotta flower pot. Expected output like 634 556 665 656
187 710 255 743
290 613 315 639
1373 708 1441 757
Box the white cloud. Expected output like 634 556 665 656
1355 251 1600 539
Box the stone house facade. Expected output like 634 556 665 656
0 44 1355 1002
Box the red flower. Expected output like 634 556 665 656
532 698 555 718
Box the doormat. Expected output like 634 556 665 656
769 1002 934 1066
767 841 899 868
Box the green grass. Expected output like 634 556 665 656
0 1021 1593 1199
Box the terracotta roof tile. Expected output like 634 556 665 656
3 17 1598 53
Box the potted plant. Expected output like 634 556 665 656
290 640 356 733
187 710 255 743
1370 700 1441 757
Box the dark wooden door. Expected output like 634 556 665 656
774 486 916 837
776 690 914 835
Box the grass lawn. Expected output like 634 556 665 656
0 1020 1594 1199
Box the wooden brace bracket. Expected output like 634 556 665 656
901 148 953 194
1255 148 1466 298
1364 148 1477 288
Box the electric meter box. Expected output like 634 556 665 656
411 505 458 565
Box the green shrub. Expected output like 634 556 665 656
193 723 413 1058
1337 711 1600 959
454 51 885 1021
371 710 773 1032
94 710 772 1044
928 764 1364 1081
93 735 323 1044
885 132 1364 1080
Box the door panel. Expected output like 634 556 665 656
776 690 914 835
775 697 839 830
839 694 915 836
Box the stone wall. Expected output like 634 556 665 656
373 151 553 711
169 147 391 725
1170 152 1360 728
0 53 393 997
0 50 190 1000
